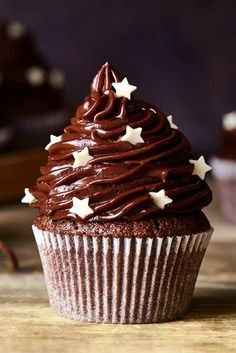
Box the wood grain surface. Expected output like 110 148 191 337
0 189 236 353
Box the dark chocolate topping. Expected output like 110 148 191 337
30 62 212 221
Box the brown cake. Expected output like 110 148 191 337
0 21 68 150
212 111 236 223
23 62 213 323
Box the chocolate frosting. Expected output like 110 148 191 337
30 62 212 221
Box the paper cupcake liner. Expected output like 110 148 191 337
212 158 236 223
32 226 212 324
211 157 236 180
215 179 236 223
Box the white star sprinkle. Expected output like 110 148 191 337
189 156 212 180
69 197 94 219
45 134 62 150
26 66 45 86
21 188 36 204
223 111 236 131
49 69 65 88
112 77 137 100
72 147 93 168
149 189 173 209
6 22 25 39
167 115 178 129
120 126 144 145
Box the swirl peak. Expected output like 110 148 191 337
91 62 121 94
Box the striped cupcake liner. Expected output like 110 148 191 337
211 157 236 181
32 226 213 324
212 158 236 223
215 179 236 223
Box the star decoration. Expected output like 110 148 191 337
149 189 173 209
72 147 94 168
167 115 178 129
189 156 212 180
45 134 62 150
26 66 45 86
223 112 236 131
6 22 25 39
112 77 137 100
21 188 36 204
49 69 65 88
120 126 144 145
69 197 94 219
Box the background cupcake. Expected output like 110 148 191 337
0 115 12 151
0 21 68 151
23 62 213 324
212 111 236 223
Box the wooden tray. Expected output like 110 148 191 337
0 149 46 203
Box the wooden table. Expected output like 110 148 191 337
0 185 236 353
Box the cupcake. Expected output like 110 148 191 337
23 62 213 324
0 21 68 150
212 111 236 223
0 117 12 151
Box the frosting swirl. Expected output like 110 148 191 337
30 62 212 221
